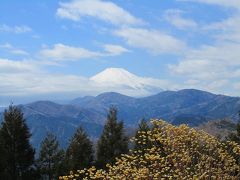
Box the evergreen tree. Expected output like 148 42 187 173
134 119 151 152
65 127 93 171
0 132 7 178
0 105 35 180
37 133 65 180
96 107 128 168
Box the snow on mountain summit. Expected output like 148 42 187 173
90 68 144 88
90 68 165 95
90 68 136 82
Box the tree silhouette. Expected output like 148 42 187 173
0 105 35 180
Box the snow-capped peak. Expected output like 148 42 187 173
90 68 140 86
90 68 165 95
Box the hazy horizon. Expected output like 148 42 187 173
1 0 240 105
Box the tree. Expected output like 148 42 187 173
61 120 240 180
0 132 7 178
96 107 128 168
0 105 35 180
228 110 240 144
133 118 151 152
37 133 65 180
227 110 240 166
65 127 93 171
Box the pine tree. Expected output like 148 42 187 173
96 107 128 168
134 118 151 152
0 105 35 180
0 132 7 178
37 133 65 180
65 127 93 171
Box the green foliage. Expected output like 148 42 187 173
65 127 93 171
0 105 35 180
96 107 128 168
37 133 65 180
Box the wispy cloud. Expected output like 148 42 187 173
179 0 240 9
40 43 130 61
0 24 32 33
168 42 240 93
164 9 197 29
103 44 130 56
0 43 29 56
56 0 143 26
203 15 240 43
40 43 101 61
0 58 39 74
114 27 186 54
56 0 187 56
164 0 240 95
169 42 240 77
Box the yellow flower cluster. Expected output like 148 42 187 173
59 120 240 179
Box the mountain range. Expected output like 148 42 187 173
1 89 240 150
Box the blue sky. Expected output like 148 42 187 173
1 0 240 104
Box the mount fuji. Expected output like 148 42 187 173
90 68 165 96
0 68 167 106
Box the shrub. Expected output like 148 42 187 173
60 120 240 179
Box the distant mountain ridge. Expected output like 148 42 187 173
72 89 240 125
1 89 240 150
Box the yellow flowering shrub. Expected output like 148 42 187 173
60 120 240 179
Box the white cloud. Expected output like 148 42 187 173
0 56 237 99
56 1 186 55
179 0 240 9
203 15 240 43
0 58 96 96
169 3 240 82
186 43 240 66
164 9 197 29
0 58 169 97
0 72 92 96
167 0 240 95
56 0 143 26
169 43 240 77
103 44 130 56
0 43 29 56
114 27 186 54
0 24 32 33
168 42 240 93
169 59 225 80
40 43 101 61
0 58 39 74
10 49 29 56
40 43 130 61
